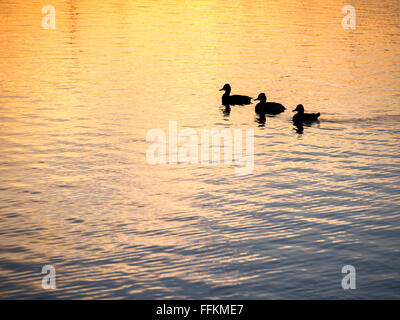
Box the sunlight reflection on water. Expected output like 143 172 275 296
0 0 399 299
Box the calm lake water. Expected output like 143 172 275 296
0 0 399 299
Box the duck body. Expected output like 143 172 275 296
220 84 252 106
254 93 285 115
292 104 320 123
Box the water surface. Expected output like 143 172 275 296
0 0 399 299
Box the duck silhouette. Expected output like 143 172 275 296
254 93 285 115
292 104 320 123
220 84 252 106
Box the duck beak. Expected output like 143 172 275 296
219 88 224 91
254 98 259 101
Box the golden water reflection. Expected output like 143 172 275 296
0 0 399 299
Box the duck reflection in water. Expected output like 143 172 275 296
220 102 231 119
293 119 321 134
223 103 231 116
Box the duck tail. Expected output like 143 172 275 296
317 112 320 118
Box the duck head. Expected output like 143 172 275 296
219 83 231 94
254 93 267 102
293 104 304 113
